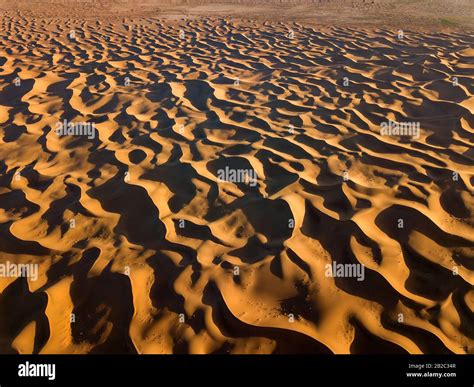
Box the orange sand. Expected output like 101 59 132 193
0 11 473 354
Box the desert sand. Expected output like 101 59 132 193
0 2 473 354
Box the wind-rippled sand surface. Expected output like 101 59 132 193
0 14 473 354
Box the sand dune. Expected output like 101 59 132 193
1 0 474 29
0 12 473 354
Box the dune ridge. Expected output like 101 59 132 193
0 14 473 354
